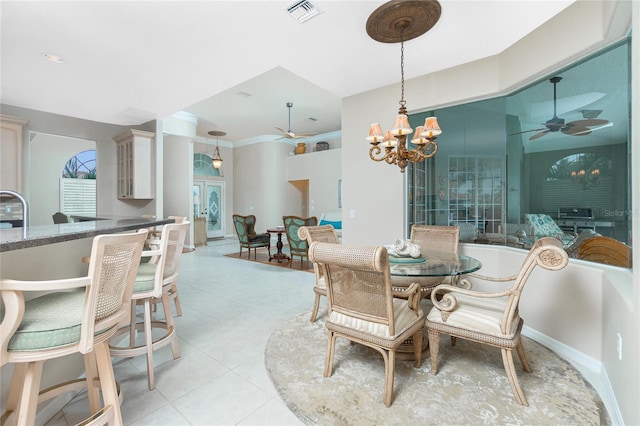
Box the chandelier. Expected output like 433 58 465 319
207 130 225 169
365 0 443 173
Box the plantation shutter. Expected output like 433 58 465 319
60 178 96 216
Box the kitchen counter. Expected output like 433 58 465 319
0 216 174 252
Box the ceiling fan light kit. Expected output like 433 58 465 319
366 0 443 173
513 76 612 141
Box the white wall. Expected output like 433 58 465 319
342 1 637 424
287 148 342 219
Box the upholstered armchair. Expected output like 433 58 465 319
426 237 569 406
232 214 271 260
283 215 318 268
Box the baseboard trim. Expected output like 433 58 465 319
523 326 624 425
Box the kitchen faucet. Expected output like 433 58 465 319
0 189 29 228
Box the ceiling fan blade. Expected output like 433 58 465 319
509 127 547 136
529 130 550 140
275 126 287 133
562 119 612 135
562 126 591 136
569 119 609 127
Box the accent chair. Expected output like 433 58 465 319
232 214 271 260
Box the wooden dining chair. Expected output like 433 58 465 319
426 237 569 406
392 225 461 298
298 224 340 322
308 241 424 407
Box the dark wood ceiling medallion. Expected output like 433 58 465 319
366 0 442 43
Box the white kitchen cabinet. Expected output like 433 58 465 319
1 114 29 192
113 129 155 199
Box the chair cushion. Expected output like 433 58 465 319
319 219 342 230
315 276 326 290
427 294 519 338
329 299 421 338
134 262 157 292
248 233 270 244
7 290 85 351
524 214 564 237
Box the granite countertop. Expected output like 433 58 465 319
0 216 175 252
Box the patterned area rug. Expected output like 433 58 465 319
265 311 610 425
223 247 313 272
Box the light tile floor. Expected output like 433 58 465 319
46 238 311 425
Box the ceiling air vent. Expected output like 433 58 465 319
286 0 320 24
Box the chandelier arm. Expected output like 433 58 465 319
411 140 439 161
369 145 387 162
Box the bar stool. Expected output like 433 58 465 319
109 221 190 390
148 216 187 317
0 231 147 425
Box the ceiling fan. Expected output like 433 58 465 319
275 102 317 139
513 76 610 141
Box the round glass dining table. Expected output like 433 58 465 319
388 250 482 279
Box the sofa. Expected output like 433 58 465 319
319 212 342 239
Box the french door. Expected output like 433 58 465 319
194 180 225 239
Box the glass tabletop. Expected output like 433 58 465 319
389 250 482 277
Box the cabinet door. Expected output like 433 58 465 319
113 130 154 199
1 115 28 192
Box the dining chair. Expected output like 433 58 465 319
52 211 70 224
308 241 425 407
425 237 569 406
282 215 318 268
297 224 340 322
232 214 271 260
392 225 461 298
1 230 147 425
109 221 190 390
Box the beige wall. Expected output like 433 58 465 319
287 148 342 219
342 1 637 424
233 140 303 229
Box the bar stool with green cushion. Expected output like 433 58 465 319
232 214 271 260
0 230 147 425
109 221 190 391
148 216 187 317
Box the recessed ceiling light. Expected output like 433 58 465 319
42 53 65 63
